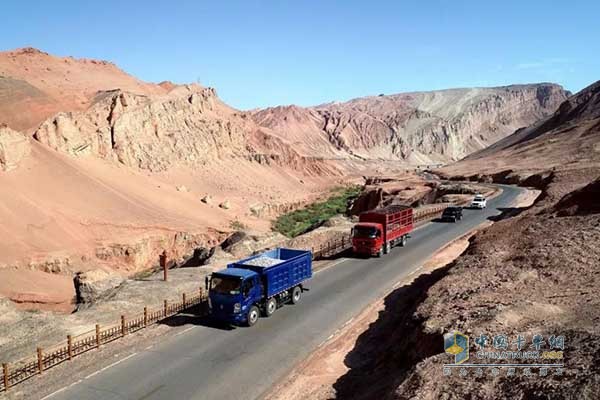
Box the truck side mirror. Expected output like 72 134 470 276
205 275 210 291
350 228 354 236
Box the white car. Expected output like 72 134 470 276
470 195 487 209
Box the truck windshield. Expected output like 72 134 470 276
353 226 378 238
210 275 241 295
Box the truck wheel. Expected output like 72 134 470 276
247 305 260 327
377 248 383 257
384 242 391 254
400 235 407 247
265 298 277 317
291 286 302 304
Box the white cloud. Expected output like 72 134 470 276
515 58 573 70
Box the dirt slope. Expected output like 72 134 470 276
254 84 569 164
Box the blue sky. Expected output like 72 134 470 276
1 1 598 109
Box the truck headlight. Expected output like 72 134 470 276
233 303 241 313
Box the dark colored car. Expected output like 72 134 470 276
441 206 463 222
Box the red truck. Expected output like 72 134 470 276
351 205 414 257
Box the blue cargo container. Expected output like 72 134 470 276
207 248 312 326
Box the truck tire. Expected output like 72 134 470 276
265 298 277 317
400 235 407 247
291 286 302 304
247 305 260 327
384 242 391 254
377 248 383 257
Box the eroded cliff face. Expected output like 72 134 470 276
33 84 339 175
254 84 570 164
0 124 30 171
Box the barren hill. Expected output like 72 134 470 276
0 47 167 132
254 84 569 164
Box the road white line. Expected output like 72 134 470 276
315 258 348 275
84 352 138 380
174 326 195 337
41 386 67 400
145 344 154 350
40 380 82 400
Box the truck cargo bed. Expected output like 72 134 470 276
228 248 312 297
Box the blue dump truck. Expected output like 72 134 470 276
206 248 312 327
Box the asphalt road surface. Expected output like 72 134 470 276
48 185 523 400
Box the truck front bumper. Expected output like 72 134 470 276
210 308 246 325
353 246 379 256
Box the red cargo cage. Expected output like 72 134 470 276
353 205 414 257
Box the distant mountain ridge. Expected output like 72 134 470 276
254 84 569 164
439 80 600 178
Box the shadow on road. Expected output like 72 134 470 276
158 304 235 331
332 264 453 400
487 206 528 222
317 247 354 261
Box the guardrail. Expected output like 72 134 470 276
0 203 450 393
414 203 450 225
1 289 206 392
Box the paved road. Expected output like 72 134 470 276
49 185 522 400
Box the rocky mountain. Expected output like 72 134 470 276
31 84 337 175
440 80 600 180
254 84 569 164
0 48 342 178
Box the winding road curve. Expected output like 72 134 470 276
46 185 523 400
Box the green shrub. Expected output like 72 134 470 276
273 185 362 237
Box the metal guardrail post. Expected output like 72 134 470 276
95 324 100 348
164 300 168 317
3 363 9 391
67 335 73 360
37 348 43 374
144 307 148 327
182 293 187 309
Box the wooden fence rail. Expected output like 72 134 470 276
0 290 205 392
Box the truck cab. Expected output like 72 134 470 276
351 222 383 256
208 268 262 326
